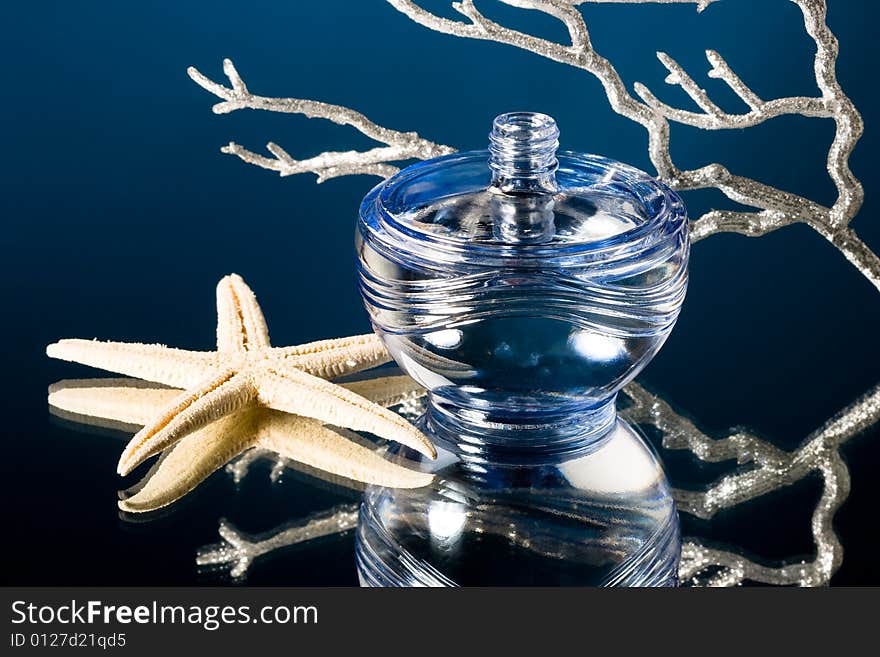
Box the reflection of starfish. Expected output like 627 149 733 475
47 273 436 478
49 375 431 512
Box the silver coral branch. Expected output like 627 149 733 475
187 58 454 182
676 452 849 587
633 50 832 127
569 0 717 10
386 0 878 291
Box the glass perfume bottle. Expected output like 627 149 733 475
355 112 689 586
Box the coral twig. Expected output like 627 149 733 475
188 59 454 182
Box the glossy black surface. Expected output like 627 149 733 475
2 0 879 585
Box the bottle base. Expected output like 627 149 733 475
424 393 619 467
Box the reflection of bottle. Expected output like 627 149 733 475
357 421 680 586
355 112 688 585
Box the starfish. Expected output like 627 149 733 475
49 375 431 512
46 273 436 479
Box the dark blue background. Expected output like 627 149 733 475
2 1 878 584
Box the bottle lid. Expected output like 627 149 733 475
359 112 687 270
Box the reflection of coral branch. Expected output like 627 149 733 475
677 453 849 587
225 448 287 485
196 505 360 580
623 381 880 586
188 59 454 182
192 379 878 586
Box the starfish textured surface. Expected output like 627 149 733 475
47 274 436 479
49 376 431 512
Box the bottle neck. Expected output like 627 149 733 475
488 112 560 195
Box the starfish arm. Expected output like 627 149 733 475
257 412 433 488
46 340 219 388
257 365 437 459
119 411 260 513
216 274 271 352
117 369 257 476
341 375 424 408
48 378 180 426
271 333 391 378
